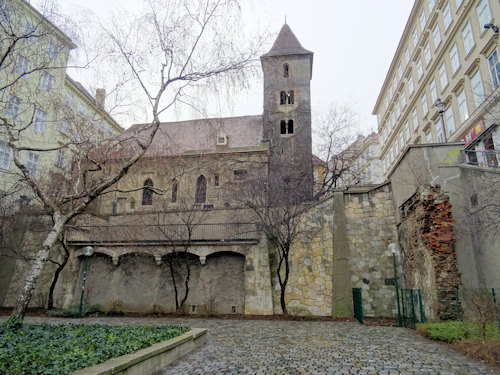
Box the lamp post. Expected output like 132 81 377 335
389 242 402 327
78 246 94 317
435 98 448 142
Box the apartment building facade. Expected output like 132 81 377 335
0 0 122 204
373 0 500 177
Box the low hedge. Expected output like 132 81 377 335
0 322 190 375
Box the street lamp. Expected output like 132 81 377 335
435 98 448 143
484 23 499 33
78 246 94 317
389 242 402 327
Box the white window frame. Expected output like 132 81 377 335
33 108 47 133
462 20 474 55
435 119 445 142
488 49 500 89
439 62 448 90
15 55 30 77
405 121 410 140
449 43 460 74
456 0 464 8
428 0 436 10
420 9 427 31
424 42 432 66
408 74 414 95
430 79 437 104
399 131 404 147
432 23 441 49
396 100 401 118
0 141 12 170
426 131 433 143
66 93 74 108
477 0 492 33
445 105 456 135
412 108 419 129
417 58 424 78
443 2 452 30
421 92 429 115
471 69 484 108
457 89 469 123
40 72 54 92
397 63 403 80
48 41 59 60
404 47 410 64
56 149 65 168
401 90 407 108
61 120 71 135
6 95 22 120
412 27 419 47
27 152 40 178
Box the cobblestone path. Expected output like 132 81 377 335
10 317 498 374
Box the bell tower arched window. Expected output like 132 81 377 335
280 120 294 135
142 179 153 205
283 63 289 77
280 120 287 134
195 175 206 203
287 90 294 104
280 91 286 105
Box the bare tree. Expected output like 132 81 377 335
1 0 261 321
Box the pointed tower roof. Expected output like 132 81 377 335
262 24 313 57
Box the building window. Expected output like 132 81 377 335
40 72 54 92
443 2 452 30
78 102 86 117
0 141 12 170
417 58 423 79
401 90 407 108
419 9 426 31
405 121 410 140
234 170 249 182
399 131 404 147
397 63 402 79
432 23 441 49
280 91 286 105
280 120 286 134
142 179 154 205
214 174 220 187
426 131 433 143
412 108 419 129
456 0 463 8
283 63 289 78
395 100 401 118
430 79 437 104
462 20 474 55
33 109 47 133
428 0 436 10
195 175 206 203
488 49 500 89
421 92 428 115
435 120 445 142
457 89 469 123
66 93 74 108
445 105 456 135
424 42 431 66
412 27 419 47
217 131 227 145
26 152 39 178
404 47 410 64
476 0 492 33
56 149 65 168
6 95 22 120
287 90 294 104
15 56 30 77
171 180 178 203
471 69 484 108
280 119 294 134
408 74 414 95
395 138 399 155
439 62 448 90
449 43 460 74
48 41 59 60
61 120 71 135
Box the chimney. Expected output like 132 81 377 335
95 88 106 110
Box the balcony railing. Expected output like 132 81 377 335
463 150 499 168
67 222 261 245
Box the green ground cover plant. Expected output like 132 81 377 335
0 323 190 375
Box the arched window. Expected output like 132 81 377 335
280 120 287 134
283 63 289 77
287 90 294 104
288 120 294 134
195 175 206 203
171 180 178 203
280 91 286 105
142 179 153 205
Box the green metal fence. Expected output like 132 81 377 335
401 289 425 329
352 288 364 324
454 288 500 323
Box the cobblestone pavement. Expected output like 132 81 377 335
7 316 498 374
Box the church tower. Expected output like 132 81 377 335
261 24 314 201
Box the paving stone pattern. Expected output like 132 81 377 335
10 317 498 375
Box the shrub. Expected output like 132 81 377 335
105 299 126 315
45 305 104 318
417 321 500 343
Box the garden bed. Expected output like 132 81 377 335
0 322 195 374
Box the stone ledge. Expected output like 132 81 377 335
70 327 207 375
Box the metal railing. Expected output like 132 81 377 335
67 222 261 245
463 149 499 168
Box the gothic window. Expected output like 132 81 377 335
142 179 153 205
195 175 206 203
171 180 178 203
288 120 294 134
287 90 294 104
284 63 289 77
280 120 294 135
280 91 286 105
280 120 287 134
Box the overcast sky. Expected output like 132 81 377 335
54 0 415 132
